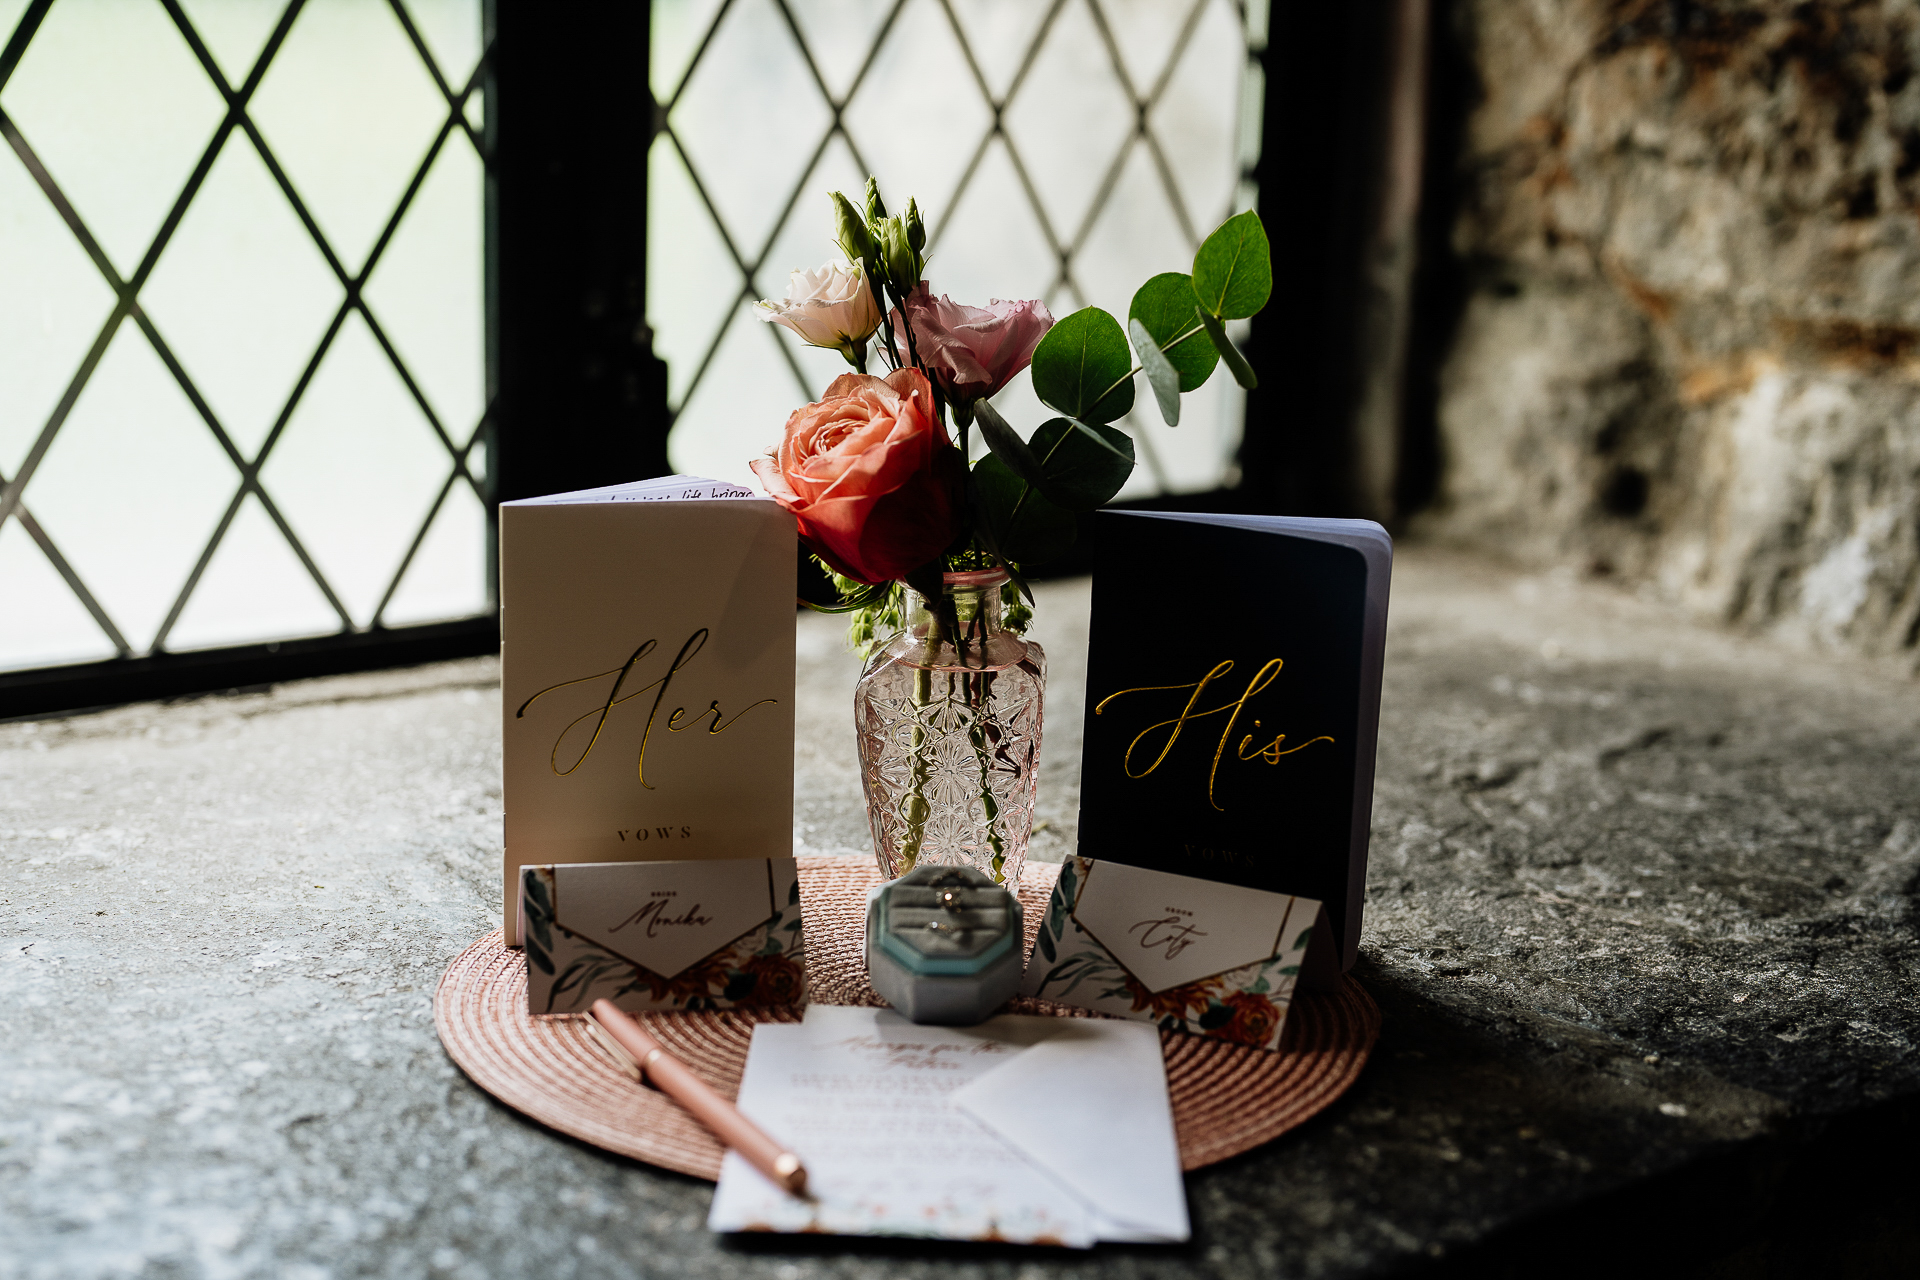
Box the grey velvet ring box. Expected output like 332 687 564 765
864 866 1024 1024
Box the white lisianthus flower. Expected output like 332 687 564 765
754 262 883 366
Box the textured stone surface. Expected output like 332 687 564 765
1423 0 1920 669
3 553 1918 1277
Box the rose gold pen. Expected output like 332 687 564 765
588 999 808 1196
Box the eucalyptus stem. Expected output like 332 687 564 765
895 601 943 870
965 627 1008 880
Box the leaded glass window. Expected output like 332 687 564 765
0 0 489 676
650 0 1266 497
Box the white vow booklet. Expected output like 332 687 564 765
707 1005 1188 1246
499 476 796 943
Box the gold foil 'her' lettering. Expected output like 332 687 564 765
516 628 778 787
1094 657 1333 811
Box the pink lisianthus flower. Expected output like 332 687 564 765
892 284 1053 409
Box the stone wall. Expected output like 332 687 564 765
1419 0 1920 666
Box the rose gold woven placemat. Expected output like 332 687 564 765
435 856 1379 1177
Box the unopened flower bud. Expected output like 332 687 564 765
905 198 926 254
831 191 873 265
864 176 887 224
883 219 918 291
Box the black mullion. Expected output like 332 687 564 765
662 0 737 116
368 465 458 627
250 485 356 629
235 115 353 289
0 109 122 288
1132 0 1213 248
0 302 126 537
131 306 356 630
0 484 133 657
384 0 488 167
1080 0 1142 102
942 1 1073 272
384 0 458 102
657 133 761 415
924 128 994 251
0 108 135 531
0 0 50 93
353 119 468 461
744 126 838 288
148 487 249 651
156 303 357 647
456 52 490 164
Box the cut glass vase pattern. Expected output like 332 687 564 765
855 571 1045 886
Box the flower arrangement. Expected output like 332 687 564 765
751 176 1273 640
749 178 1274 883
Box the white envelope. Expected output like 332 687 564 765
707 1005 1188 1245
949 1019 1187 1244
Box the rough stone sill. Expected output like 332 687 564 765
2 545 1915 1277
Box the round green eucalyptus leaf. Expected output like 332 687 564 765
1029 416 1135 509
1030 306 1136 425
1191 210 1272 321
1128 272 1218 392
974 455 1079 564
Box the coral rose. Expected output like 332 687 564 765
893 284 1053 408
751 368 963 584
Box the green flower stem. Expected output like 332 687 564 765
895 606 944 870
968 667 1007 879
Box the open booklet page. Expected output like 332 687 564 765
707 1006 1187 1246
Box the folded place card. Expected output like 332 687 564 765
1020 855 1331 1052
1075 510 1390 973
500 475 796 944
521 858 804 1014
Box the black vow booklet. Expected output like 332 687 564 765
1074 511 1392 971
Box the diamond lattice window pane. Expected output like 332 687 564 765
140 133 344 460
667 0 834 262
164 494 342 652
0 142 116 477
783 0 896 101
753 130 868 343
840 1 991 222
176 0 290 90
23 326 237 652
0 0 226 277
652 0 732 101
381 478 488 627
943 0 1056 101
396 0 484 92
650 0 1258 500
999 1 1136 245
649 141 758 413
1151 0 1247 231
0 1 488 678
248 0 452 275
668 306 835 488
362 138 485 437
0 519 118 673
258 312 456 627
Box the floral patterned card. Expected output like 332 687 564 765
1020 856 1325 1051
521 858 804 1015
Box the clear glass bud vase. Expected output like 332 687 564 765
854 568 1046 885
